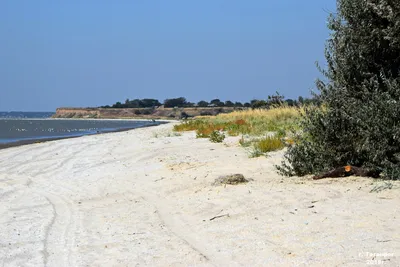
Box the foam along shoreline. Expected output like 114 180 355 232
0 120 168 150
0 122 399 266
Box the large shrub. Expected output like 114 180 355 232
278 0 400 179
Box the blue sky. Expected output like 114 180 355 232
0 1 336 111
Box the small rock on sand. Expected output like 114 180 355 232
213 174 248 185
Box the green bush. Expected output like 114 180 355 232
278 0 400 179
209 130 225 143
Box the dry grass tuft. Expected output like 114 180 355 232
255 136 285 153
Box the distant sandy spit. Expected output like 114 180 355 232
0 123 399 267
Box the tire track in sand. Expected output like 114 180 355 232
37 190 75 267
18 141 95 266
138 190 242 267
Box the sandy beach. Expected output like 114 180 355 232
0 122 399 266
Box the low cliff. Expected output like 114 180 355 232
53 107 238 119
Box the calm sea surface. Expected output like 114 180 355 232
0 112 164 144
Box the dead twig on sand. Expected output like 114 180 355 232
370 182 393 193
209 214 230 221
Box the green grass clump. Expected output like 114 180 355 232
174 120 206 132
255 136 285 153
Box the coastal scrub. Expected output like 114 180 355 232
277 0 400 180
174 106 300 156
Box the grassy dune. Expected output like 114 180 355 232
173 106 301 157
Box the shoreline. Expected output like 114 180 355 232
0 135 83 150
0 117 175 122
0 120 170 150
1 123 399 266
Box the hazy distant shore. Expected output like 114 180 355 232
53 106 238 119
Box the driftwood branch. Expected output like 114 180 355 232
313 165 380 180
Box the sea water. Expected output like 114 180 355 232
0 112 163 144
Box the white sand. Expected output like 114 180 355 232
0 123 399 267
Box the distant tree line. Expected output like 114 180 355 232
100 93 319 109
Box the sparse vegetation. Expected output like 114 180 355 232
370 181 394 193
176 106 300 135
214 106 301 135
239 135 252 147
248 148 264 158
87 113 98 118
153 130 182 138
174 106 300 156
